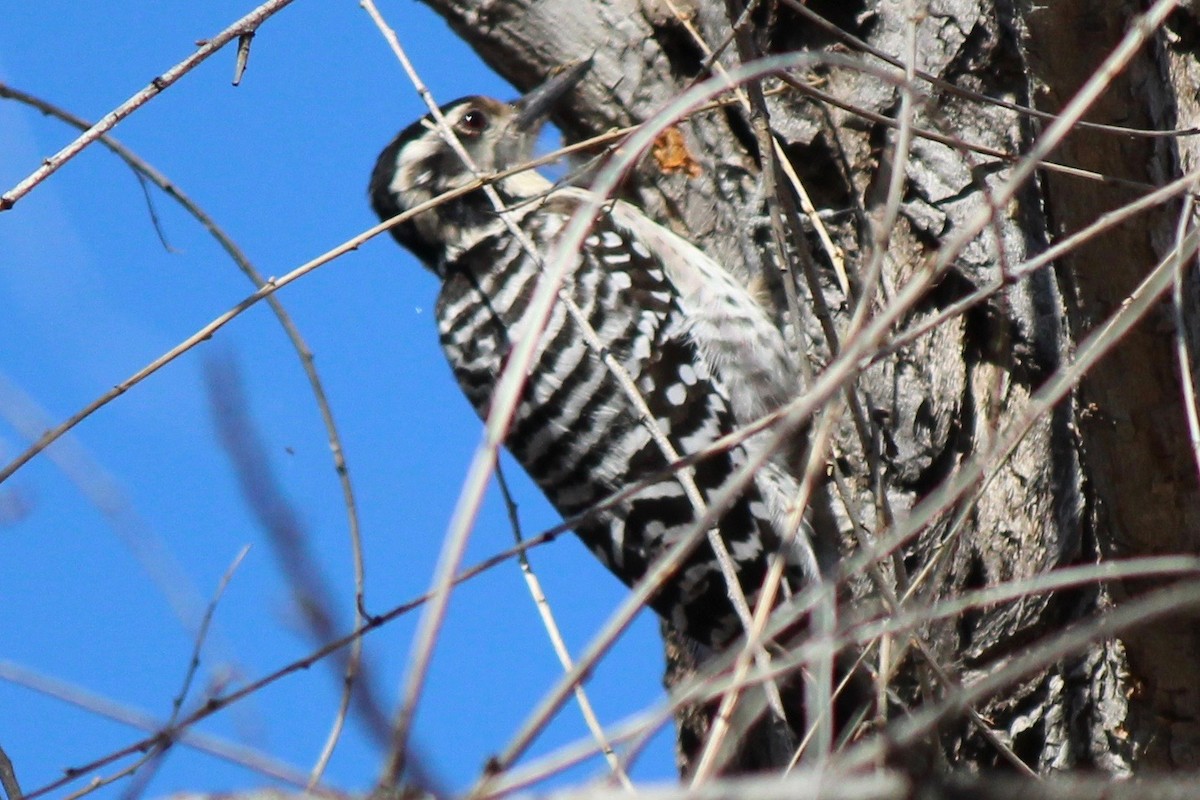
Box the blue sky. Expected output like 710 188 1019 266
0 3 676 796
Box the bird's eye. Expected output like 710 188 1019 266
458 108 489 135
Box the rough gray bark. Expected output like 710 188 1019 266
416 0 1200 779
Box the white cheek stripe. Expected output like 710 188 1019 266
393 136 440 199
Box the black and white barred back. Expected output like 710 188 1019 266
370 90 819 649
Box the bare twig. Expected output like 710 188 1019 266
0 660 320 795
233 32 255 86
495 465 635 790
0 744 21 800
169 546 251 727
1171 193 1200 479
63 753 157 800
0 0 298 210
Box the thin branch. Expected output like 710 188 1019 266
1171 192 1200 479
62 752 158 800
0 744 21 800
0 660 322 796
233 32 255 86
495 464 635 790
0 0 298 210
168 546 251 727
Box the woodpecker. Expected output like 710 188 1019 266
369 67 821 650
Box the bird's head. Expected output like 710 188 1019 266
369 63 588 270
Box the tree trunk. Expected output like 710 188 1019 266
417 0 1200 777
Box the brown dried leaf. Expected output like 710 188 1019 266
652 125 702 177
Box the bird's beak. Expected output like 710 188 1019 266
512 59 591 131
